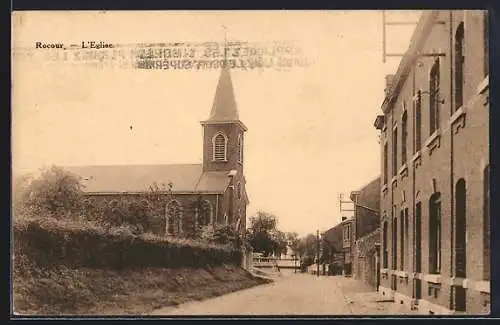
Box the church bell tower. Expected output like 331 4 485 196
200 63 247 174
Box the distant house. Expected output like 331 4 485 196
66 65 249 238
350 177 381 289
322 216 355 276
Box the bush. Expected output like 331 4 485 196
13 165 84 218
200 224 240 247
13 217 242 270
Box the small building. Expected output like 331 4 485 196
322 216 355 276
350 177 381 290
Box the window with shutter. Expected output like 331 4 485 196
238 134 243 163
213 132 227 161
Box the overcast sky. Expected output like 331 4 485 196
12 10 421 236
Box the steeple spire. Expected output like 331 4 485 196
201 25 247 131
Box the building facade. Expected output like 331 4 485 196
351 178 381 289
67 65 250 238
323 217 355 275
374 10 489 314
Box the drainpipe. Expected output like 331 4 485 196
390 109 395 291
449 9 455 282
411 60 417 298
215 194 219 226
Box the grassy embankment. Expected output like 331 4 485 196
13 216 270 315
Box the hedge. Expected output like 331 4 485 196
13 217 242 269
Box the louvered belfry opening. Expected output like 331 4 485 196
214 133 226 161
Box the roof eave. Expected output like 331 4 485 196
381 10 439 115
83 190 224 195
200 120 248 131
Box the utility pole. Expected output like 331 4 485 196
381 10 419 63
316 229 320 277
338 193 355 214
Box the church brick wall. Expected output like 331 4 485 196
202 123 245 174
83 193 219 238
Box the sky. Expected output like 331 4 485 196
12 10 421 236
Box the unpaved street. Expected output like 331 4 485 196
150 270 418 316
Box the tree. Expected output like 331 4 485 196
271 230 287 258
200 224 238 247
14 165 84 217
297 233 318 267
12 173 34 216
286 232 300 256
248 211 279 256
249 211 277 232
321 233 339 264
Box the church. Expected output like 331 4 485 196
66 64 249 237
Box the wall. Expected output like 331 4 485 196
353 228 380 289
377 10 489 314
84 192 219 237
202 123 245 174
355 177 381 239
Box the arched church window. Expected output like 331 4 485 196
166 200 182 235
199 200 213 227
213 132 227 161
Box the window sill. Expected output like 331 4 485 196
391 176 398 188
380 268 389 275
424 273 442 284
449 106 467 134
412 272 423 280
424 130 441 155
382 184 388 196
212 159 228 163
398 163 408 178
449 277 466 287
476 280 490 294
395 270 409 278
412 151 422 169
477 75 489 95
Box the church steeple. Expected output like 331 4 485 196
200 35 247 173
203 28 246 129
206 67 240 122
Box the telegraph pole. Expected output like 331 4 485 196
381 10 419 63
316 229 320 277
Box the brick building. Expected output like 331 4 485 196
351 178 381 289
373 10 489 314
323 217 355 275
66 65 250 238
